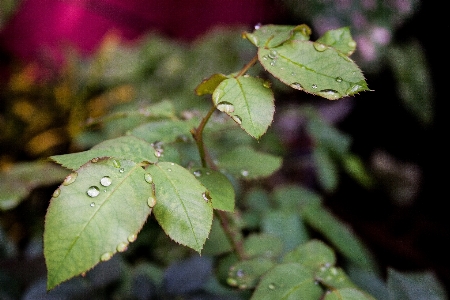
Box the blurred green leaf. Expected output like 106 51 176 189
316 27 357 56
195 73 228 96
251 263 323 300
243 233 284 259
0 162 68 210
227 257 275 289
44 158 152 290
283 239 336 271
387 40 434 126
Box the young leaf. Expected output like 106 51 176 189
212 76 275 139
316 27 357 56
50 136 157 170
251 263 323 300
44 158 153 290
217 146 282 180
258 40 369 100
148 162 213 253
243 25 299 48
191 167 235 212
195 73 228 96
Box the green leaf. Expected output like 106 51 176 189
283 239 336 271
251 263 323 300
130 120 194 144
44 158 153 290
324 288 376 300
312 147 339 192
191 167 235 212
387 40 434 126
195 73 228 95
261 211 309 253
0 162 68 211
258 40 369 100
227 257 275 290
243 233 283 259
316 27 357 56
315 265 356 289
148 162 213 253
212 76 275 139
272 184 322 211
50 136 157 170
217 146 282 180
302 205 378 271
387 268 448 300
243 24 302 48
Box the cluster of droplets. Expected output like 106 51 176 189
99 233 138 263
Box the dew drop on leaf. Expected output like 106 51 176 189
147 196 156 208
217 101 235 113
231 115 242 125
268 50 277 59
116 242 128 253
87 186 100 197
318 89 341 100
100 176 112 187
346 83 363 95
312 84 318 89
270 60 276 66
167 168 172 172
193 170 202 177
119 168 125 173
90 202 95 207
112 159 121 168
52 188 61 198
268 283 276 290
128 234 137 243
63 172 77 186
263 80 271 88
100 252 113 262
290 82 303 90
144 173 153 183
202 191 211 202
236 269 245 278
313 42 327 52
335 76 343 83
348 40 356 48
227 278 238 286
154 150 163 158
241 170 249 177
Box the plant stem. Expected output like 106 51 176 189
192 104 247 260
234 55 258 78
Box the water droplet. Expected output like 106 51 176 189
117 242 128 252
128 234 137 243
346 84 363 95
348 40 356 48
268 283 276 290
100 252 113 262
202 191 211 202
268 50 277 59
119 168 125 173
335 76 343 83
170 162 175 165
144 173 153 183
291 72 295 76
63 172 77 186
90 202 95 207
100 176 112 187
217 101 235 113
236 269 245 278
254 23 262 30
263 80 271 88
154 149 163 158
227 278 238 286
317 89 341 100
231 115 242 125
52 188 61 198
112 159 121 168
193 170 202 177
270 60 276 66
87 186 100 197
91 157 99 163
241 170 249 177
311 84 318 89
147 196 157 208
167 168 172 172
290 82 303 90
331 267 338 275
313 42 327 52
262 55 268 60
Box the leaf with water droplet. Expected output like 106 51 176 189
191 168 235 212
227 258 275 289
147 162 213 253
316 27 357 56
212 76 274 139
315 265 356 289
283 239 336 271
195 73 228 95
44 158 152 291
258 40 369 100
323 288 377 300
243 24 310 48
244 233 283 259
217 146 282 180
251 263 322 300
50 136 157 171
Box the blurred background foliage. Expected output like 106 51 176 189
0 0 445 298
